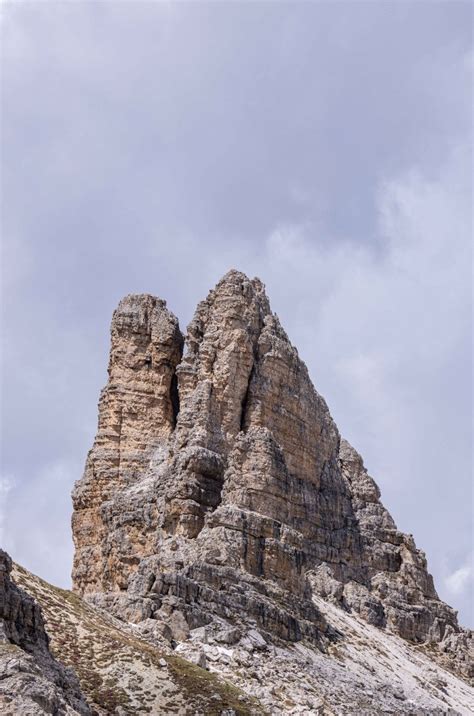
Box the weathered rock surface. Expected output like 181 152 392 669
71 270 473 712
4 555 473 715
0 549 90 715
176 595 474 715
5 558 262 715
9 560 261 715
72 294 183 595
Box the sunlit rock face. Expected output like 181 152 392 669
72 294 183 593
71 270 472 681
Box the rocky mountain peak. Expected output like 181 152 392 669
67 270 473 712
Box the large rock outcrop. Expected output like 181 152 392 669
0 549 90 715
71 270 472 693
8 559 262 716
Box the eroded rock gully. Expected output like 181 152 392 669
71 270 473 687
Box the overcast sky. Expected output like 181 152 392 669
1 1 472 627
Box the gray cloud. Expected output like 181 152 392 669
1 2 472 625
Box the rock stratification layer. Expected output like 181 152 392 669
72 294 183 593
71 270 472 695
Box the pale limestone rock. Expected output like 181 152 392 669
71 269 473 697
9 560 262 715
72 294 183 594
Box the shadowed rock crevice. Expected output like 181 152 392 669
239 360 256 433
170 370 180 426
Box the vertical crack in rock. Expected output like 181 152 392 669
170 370 180 426
239 360 256 433
71 271 473 683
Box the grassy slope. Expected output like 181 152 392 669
12 564 264 716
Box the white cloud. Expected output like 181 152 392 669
444 560 473 596
260 143 470 449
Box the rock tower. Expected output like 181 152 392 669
71 270 472 681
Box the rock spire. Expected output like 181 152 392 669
71 270 472 683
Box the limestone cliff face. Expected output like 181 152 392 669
71 270 472 683
72 294 183 593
